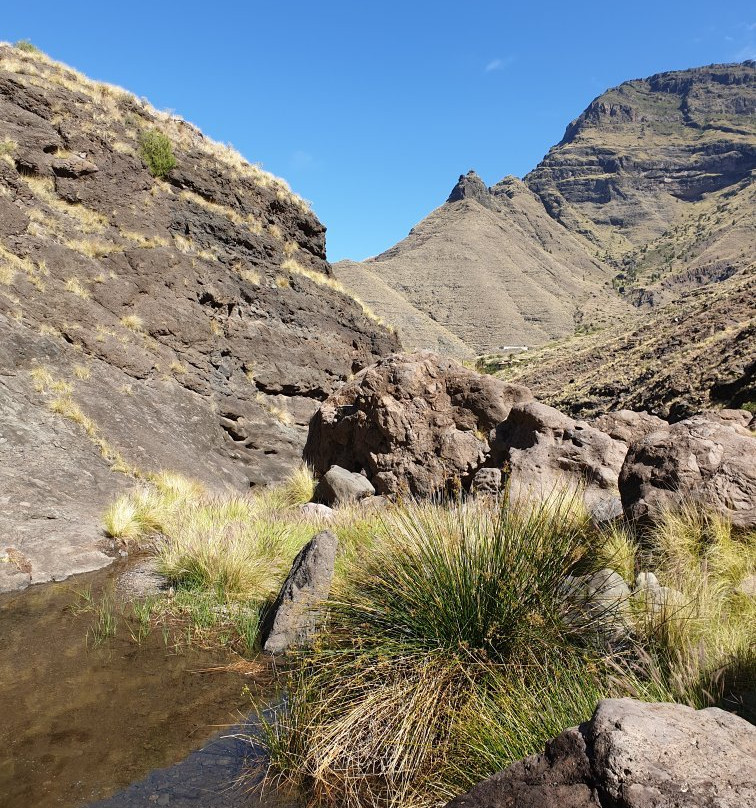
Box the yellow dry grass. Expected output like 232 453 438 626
281 258 389 327
22 174 109 233
120 313 144 331
64 277 91 299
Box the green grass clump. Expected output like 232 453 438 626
100 464 385 656
138 128 177 178
260 495 615 807
157 509 312 601
14 39 42 53
260 496 756 808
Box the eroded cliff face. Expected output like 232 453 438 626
524 63 756 285
0 43 398 590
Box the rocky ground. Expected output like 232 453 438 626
490 266 755 418
446 698 756 808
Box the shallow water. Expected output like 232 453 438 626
0 563 291 808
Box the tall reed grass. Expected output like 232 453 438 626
260 495 756 808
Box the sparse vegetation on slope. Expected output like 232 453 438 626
485 268 755 418
138 128 176 178
0 41 398 591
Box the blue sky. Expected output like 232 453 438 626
4 2 755 260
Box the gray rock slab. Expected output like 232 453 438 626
260 530 338 654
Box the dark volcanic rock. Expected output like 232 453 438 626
492 402 628 513
260 530 338 654
619 415 756 528
0 45 397 591
446 698 756 808
305 351 533 497
590 410 667 445
447 170 497 211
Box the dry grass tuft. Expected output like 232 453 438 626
120 313 144 331
255 392 293 425
64 277 91 299
120 230 169 248
65 238 123 258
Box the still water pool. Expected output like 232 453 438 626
0 563 296 807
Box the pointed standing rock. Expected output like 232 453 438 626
260 530 338 654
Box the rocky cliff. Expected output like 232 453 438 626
0 43 397 590
526 61 756 306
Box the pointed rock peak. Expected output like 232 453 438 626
447 170 495 208
490 175 531 200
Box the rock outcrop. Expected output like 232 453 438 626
314 465 376 506
0 45 397 591
446 698 756 808
260 530 338 654
619 415 756 528
305 352 756 529
304 351 532 497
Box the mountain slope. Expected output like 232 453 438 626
525 62 756 295
335 172 628 355
0 43 397 591
334 259 474 359
335 61 755 415
488 267 754 419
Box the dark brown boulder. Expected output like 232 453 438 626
619 415 756 528
260 530 338 654
590 410 667 445
305 351 532 497
446 698 756 808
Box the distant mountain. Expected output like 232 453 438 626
334 172 629 357
526 61 756 306
335 61 755 415
338 63 754 340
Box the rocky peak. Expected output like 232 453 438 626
446 170 496 210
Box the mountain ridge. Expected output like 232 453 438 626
334 60 755 415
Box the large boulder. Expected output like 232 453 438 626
304 352 532 497
619 416 756 528
492 402 628 514
314 465 375 505
590 410 667 445
260 530 338 654
446 698 756 808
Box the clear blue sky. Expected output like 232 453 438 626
5 2 756 260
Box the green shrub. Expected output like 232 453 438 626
14 39 41 54
260 495 611 807
138 128 176 178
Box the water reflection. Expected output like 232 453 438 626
0 564 274 808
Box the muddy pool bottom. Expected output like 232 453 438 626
0 562 298 808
